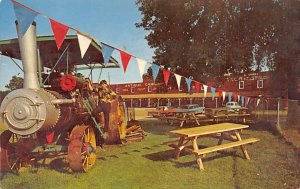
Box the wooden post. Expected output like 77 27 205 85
217 133 224 145
175 137 185 159
234 130 250 160
195 155 204 170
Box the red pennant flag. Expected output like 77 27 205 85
119 50 132 72
218 89 222 98
195 82 200 91
50 19 69 50
233 93 238 102
245 97 249 105
163 69 170 86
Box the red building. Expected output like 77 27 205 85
109 72 272 108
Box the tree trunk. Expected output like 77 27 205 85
286 63 300 128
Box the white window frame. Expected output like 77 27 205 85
131 87 135 93
148 86 152 92
239 81 244 89
257 80 263 88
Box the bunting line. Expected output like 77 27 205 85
10 0 263 108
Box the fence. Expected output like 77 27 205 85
126 97 300 131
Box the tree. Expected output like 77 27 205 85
5 75 23 90
137 0 300 126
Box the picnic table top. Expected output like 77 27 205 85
206 107 248 111
174 109 197 113
170 123 249 137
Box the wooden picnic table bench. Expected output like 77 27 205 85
169 123 259 171
205 108 251 123
169 110 201 127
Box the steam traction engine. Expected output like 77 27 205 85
0 22 125 173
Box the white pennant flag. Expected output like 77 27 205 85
222 91 226 101
136 58 147 79
77 33 92 58
203 85 208 97
237 95 240 102
174 74 182 90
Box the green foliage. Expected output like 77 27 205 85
5 75 23 90
136 0 299 84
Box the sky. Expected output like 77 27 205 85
0 0 154 90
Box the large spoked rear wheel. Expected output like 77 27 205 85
68 125 96 172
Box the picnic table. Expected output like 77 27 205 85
205 107 251 123
169 123 259 170
158 110 200 127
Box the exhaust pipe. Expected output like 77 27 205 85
16 21 40 89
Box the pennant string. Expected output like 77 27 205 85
10 0 258 103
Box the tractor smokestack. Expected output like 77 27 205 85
16 21 40 89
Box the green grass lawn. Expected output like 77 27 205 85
1 118 299 189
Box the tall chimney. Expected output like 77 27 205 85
16 21 40 89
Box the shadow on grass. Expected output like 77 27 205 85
143 147 241 169
249 121 281 135
47 158 72 174
138 119 176 136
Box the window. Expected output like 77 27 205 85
131 87 135 93
239 81 244 89
116 88 120 93
257 80 263 88
148 86 152 92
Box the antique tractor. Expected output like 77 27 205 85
0 22 127 173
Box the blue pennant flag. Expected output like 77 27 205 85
211 87 216 100
185 78 192 94
13 3 38 36
152 64 160 82
101 43 114 66
241 96 245 106
228 92 232 102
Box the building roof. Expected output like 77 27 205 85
0 35 119 70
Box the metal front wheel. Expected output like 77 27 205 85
0 130 30 174
67 125 96 172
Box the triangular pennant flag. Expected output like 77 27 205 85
222 91 226 101
50 19 69 50
203 85 208 97
218 90 222 98
162 69 170 86
101 43 114 66
185 78 192 94
241 96 245 106
13 3 38 36
77 32 92 58
119 50 132 73
151 64 160 82
136 58 147 79
237 95 240 102
174 74 182 90
228 92 232 102
211 87 216 100
233 93 238 102
245 97 250 105
256 99 260 107
195 82 200 91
